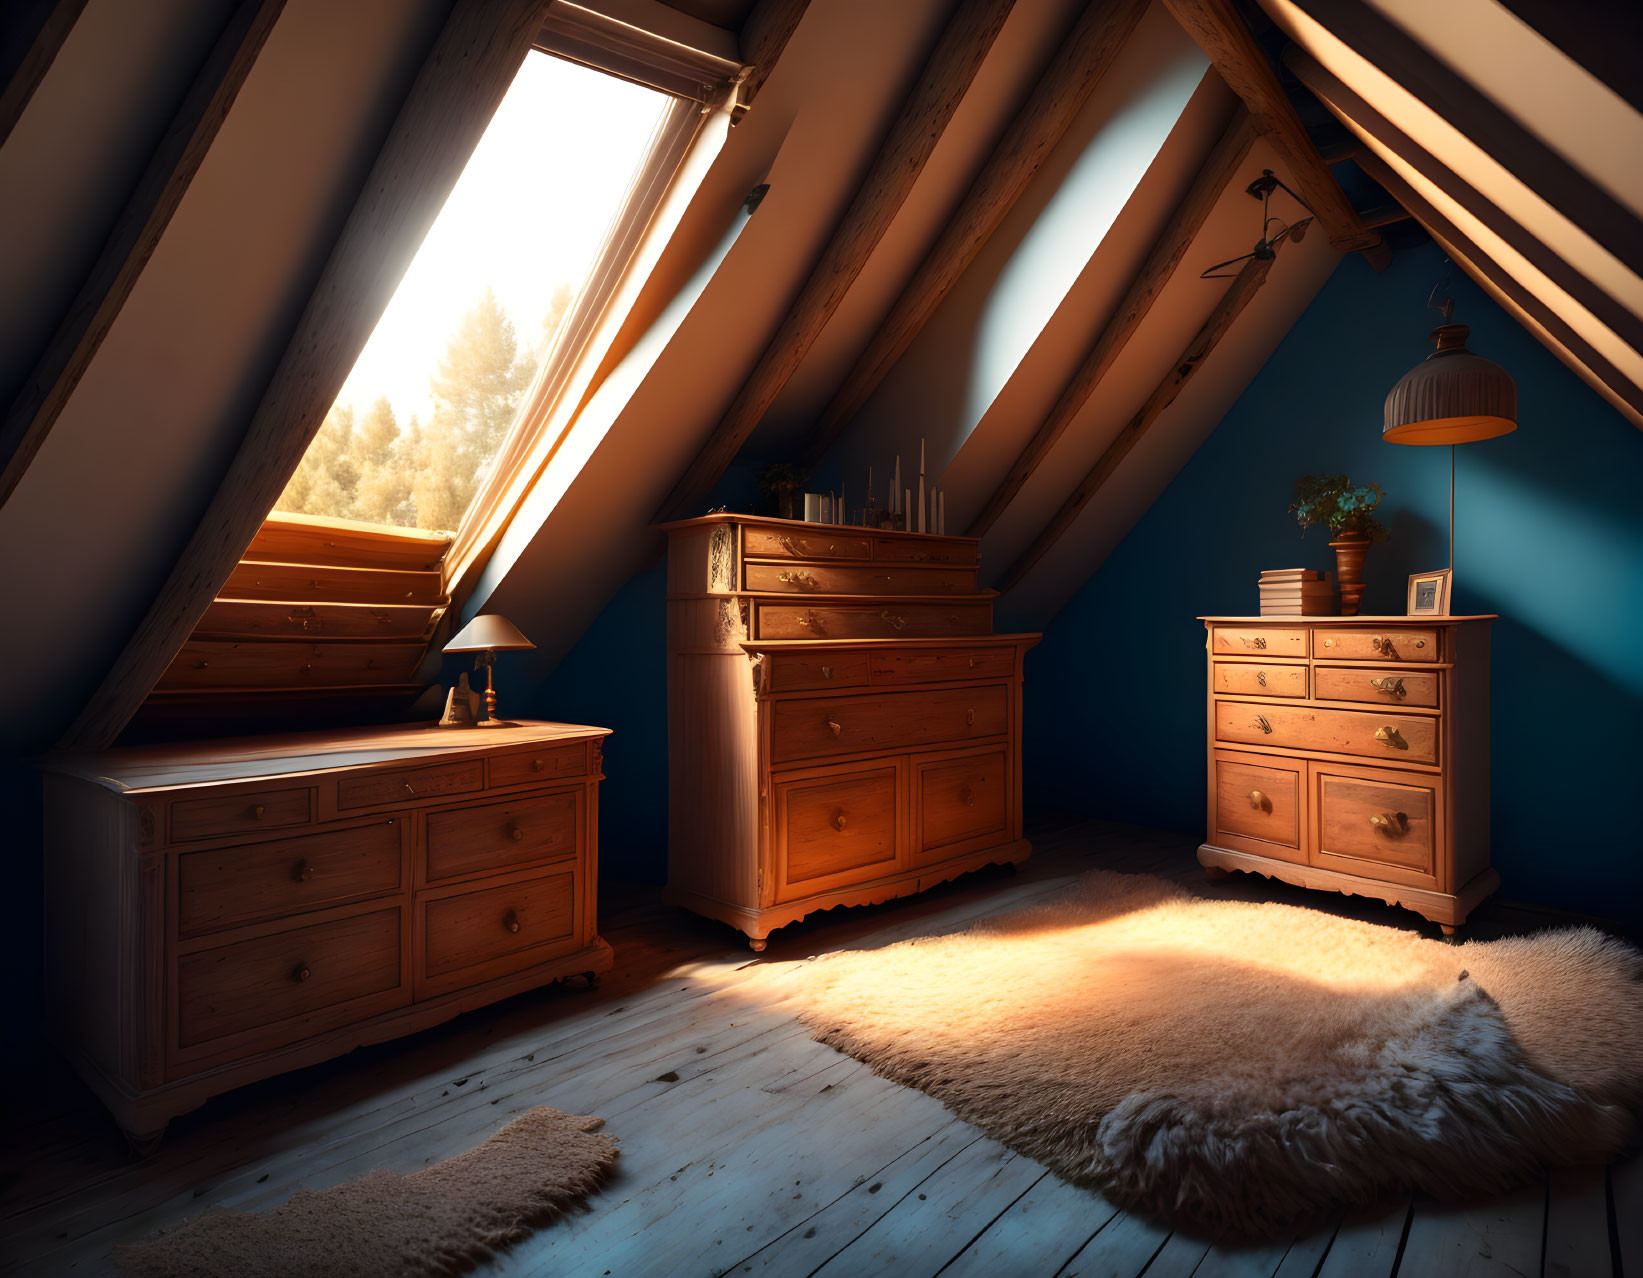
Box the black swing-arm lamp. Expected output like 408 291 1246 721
1200 169 1316 279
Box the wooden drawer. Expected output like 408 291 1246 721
170 786 312 843
743 528 871 560
1210 626 1307 658
1314 665 1440 708
869 647 1014 686
1212 662 1307 698
487 743 587 788
771 684 1010 764
773 763 900 901
1214 755 1302 861
763 651 871 693
178 817 404 938
424 788 582 884
1215 701 1438 765
914 748 1008 863
873 537 977 565
176 906 403 1052
754 601 992 641
337 759 484 810
1315 628 1438 661
744 561 977 596
1313 768 1438 885
420 867 582 993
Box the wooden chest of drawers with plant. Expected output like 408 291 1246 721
660 514 1039 950
1199 616 1497 933
41 721 612 1143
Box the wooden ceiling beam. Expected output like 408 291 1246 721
0 0 286 514
59 0 552 753
735 0 810 113
656 0 1017 523
1286 45 1643 360
0 0 89 148
996 252 1273 592
799 0 1149 467
1353 149 1643 430
1158 0 1386 266
968 109 1258 538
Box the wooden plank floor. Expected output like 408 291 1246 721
1 817 1634 1277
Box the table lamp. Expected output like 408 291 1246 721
1383 314 1516 581
443 614 535 727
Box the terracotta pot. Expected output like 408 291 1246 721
1328 531 1372 616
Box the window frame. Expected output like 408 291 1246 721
434 4 743 596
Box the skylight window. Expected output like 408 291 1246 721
275 50 674 532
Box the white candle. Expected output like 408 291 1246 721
917 484 925 535
904 489 911 529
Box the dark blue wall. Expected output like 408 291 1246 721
1024 243 1643 925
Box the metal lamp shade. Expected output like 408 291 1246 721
1383 323 1517 445
444 613 535 653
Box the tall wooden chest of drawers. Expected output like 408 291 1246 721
41 721 613 1142
661 515 1039 949
1199 616 1497 933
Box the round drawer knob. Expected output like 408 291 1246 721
292 859 314 882
1248 790 1266 810
531 758 545 772
833 812 848 831
508 823 524 841
961 786 975 806
252 804 265 819
504 911 521 934
291 963 311 983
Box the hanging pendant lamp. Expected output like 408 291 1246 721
1383 322 1517 444
1382 314 1517 589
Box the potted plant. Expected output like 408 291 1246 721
1289 473 1387 615
758 462 810 521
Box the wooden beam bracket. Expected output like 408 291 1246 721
1159 0 1384 265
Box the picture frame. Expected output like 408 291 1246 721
1406 568 1452 617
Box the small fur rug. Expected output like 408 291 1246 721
789 871 1643 1237
112 1107 617 1277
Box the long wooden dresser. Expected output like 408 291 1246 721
661 514 1039 950
1199 616 1496 933
40 721 612 1144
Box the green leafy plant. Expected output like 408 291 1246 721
1289 473 1388 542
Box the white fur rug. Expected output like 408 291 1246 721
787 871 1643 1237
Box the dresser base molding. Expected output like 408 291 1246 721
664 840 1031 950
54 936 613 1138
1197 843 1500 933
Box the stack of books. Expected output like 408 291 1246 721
1259 568 1337 616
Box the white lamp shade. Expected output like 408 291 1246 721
444 614 535 653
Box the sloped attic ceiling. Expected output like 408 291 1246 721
22 0 1613 755
472 0 1350 669
1255 0 1643 429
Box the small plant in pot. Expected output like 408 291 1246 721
1289 473 1387 616
758 462 810 521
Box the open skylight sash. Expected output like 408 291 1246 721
534 3 743 106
